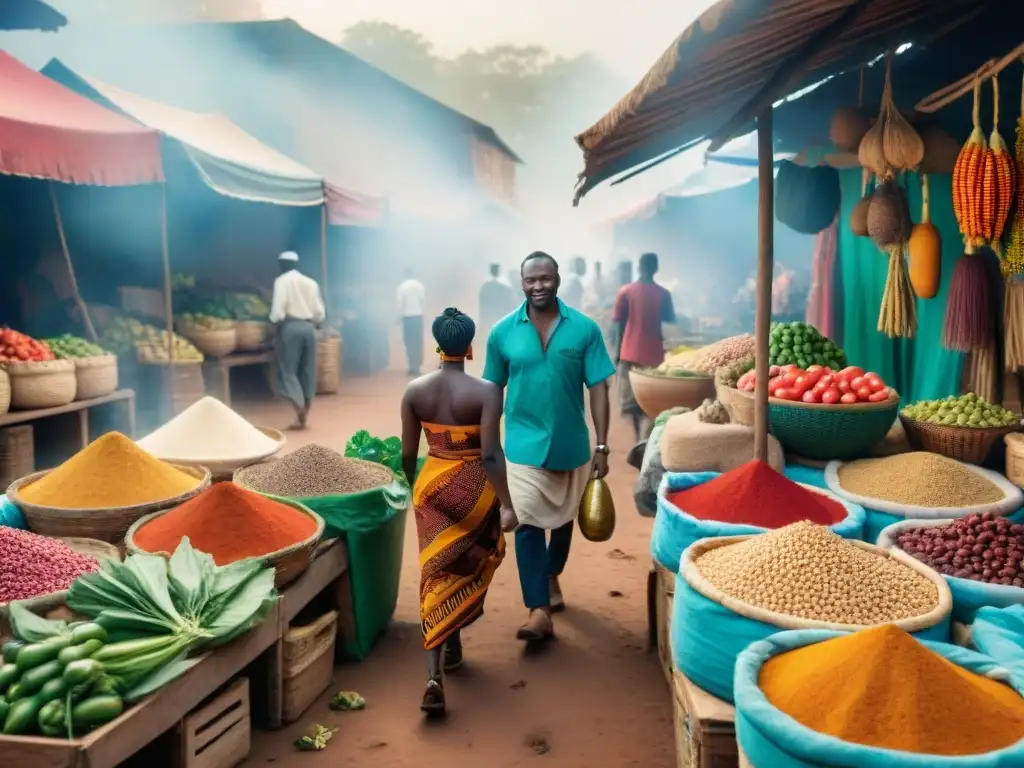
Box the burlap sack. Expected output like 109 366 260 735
660 410 785 473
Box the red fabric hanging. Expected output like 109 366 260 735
806 215 837 336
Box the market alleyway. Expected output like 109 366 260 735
235 368 674 768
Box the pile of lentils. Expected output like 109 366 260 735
235 443 394 498
695 522 938 624
895 512 1024 587
0 527 99 602
837 452 1005 508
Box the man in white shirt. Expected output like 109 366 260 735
269 251 326 430
396 269 426 375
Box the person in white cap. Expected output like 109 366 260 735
269 251 325 430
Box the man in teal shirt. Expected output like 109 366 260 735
483 251 615 641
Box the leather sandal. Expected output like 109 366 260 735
516 609 554 641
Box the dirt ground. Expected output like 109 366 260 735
236 366 674 768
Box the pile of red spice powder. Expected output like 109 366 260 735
132 482 318 565
667 460 846 527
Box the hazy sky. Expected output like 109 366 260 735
261 0 715 80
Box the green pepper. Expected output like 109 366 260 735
37 699 65 737
69 624 107 646
16 638 71 672
58 640 103 667
89 675 120 698
0 663 19 693
2 641 23 664
18 660 63 695
2 694 45 735
63 659 103 687
71 695 123 730
38 677 69 703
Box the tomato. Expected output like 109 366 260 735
802 389 822 404
817 374 834 388
855 386 873 401
849 376 865 390
821 387 841 405
866 375 886 393
768 377 783 396
840 366 865 379
840 392 858 404
773 387 799 401
868 390 890 403
793 376 812 394
768 365 781 378
737 371 755 389
837 378 851 394
806 365 824 374
804 370 823 386
779 373 799 389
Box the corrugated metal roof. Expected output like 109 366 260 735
573 0 996 203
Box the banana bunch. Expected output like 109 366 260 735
137 331 203 364
177 313 233 331
294 724 336 751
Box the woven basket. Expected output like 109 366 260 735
283 609 338 722
715 381 755 426
0 537 121 641
629 369 715 420
177 322 237 358
73 354 118 400
0 425 33 491
0 368 9 417
5 360 76 410
1006 433 1024 487
235 321 272 351
766 390 900 460
900 415 1021 466
316 336 342 394
125 494 324 587
144 426 286 478
7 464 211 544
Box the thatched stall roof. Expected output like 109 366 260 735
573 0 1004 204
0 0 66 31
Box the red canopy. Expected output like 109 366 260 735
0 52 163 186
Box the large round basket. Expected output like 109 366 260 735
177 322 237 358
899 414 1021 466
629 369 715 420
1005 433 1024 487
0 537 121 642
316 336 342 394
143 426 286 478
6 464 211 544
715 381 755 426
235 321 272 351
5 359 76 410
73 354 118 400
0 368 9 417
764 390 900 460
125 495 324 588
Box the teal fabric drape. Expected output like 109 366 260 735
836 169 964 402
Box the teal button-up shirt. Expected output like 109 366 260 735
483 299 615 471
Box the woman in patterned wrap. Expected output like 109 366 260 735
400 308 517 716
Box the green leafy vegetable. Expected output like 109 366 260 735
8 602 68 643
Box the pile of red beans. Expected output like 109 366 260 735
0 526 99 602
895 512 1024 587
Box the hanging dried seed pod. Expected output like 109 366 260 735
919 123 960 174
831 107 873 153
879 55 925 171
867 178 911 249
850 168 873 237
858 112 888 177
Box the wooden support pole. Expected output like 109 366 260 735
753 108 775 462
160 185 175 381
49 182 99 343
320 204 329 317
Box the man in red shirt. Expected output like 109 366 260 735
613 252 676 443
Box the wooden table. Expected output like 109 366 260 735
0 604 281 768
0 391 135 468
202 352 274 408
264 540 350 729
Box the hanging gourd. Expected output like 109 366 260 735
830 67 872 153
1006 69 1024 275
849 167 873 237
867 178 911 250
919 123 961 174
952 78 988 252
908 173 941 299
869 178 916 338
858 54 925 178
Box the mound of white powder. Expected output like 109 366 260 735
137 396 281 460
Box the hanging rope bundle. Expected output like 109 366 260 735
942 254 993 351
1005 280 1024 370
1005 70 1024 275
877 244 917 338
965 341 999 405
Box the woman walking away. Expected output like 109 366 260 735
401 308 517 716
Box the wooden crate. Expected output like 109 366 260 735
283 609 338 723
655 564 675 686
0 425 33 490
672 668 738 768
173 678 251 768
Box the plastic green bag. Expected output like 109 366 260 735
345 431 403 476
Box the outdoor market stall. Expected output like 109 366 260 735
576 0 1024 765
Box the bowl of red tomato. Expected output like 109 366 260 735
733 364 900 460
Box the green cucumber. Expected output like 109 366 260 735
38 677 69 703
69 624 107 645
2 694 45 735
15 638 71 671
2 641 24 664
0 663 19 693
58 640 103 666
71 695 123 729
0 699 8 724
90 636 177 664
5 681 29 702
18 660 63 694
63 660 103 687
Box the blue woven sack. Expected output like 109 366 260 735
0 494 26 530
672 537 951 702
973 605 1024 690
877 519 1024 623
734 629 1024 767
651 471 866 573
